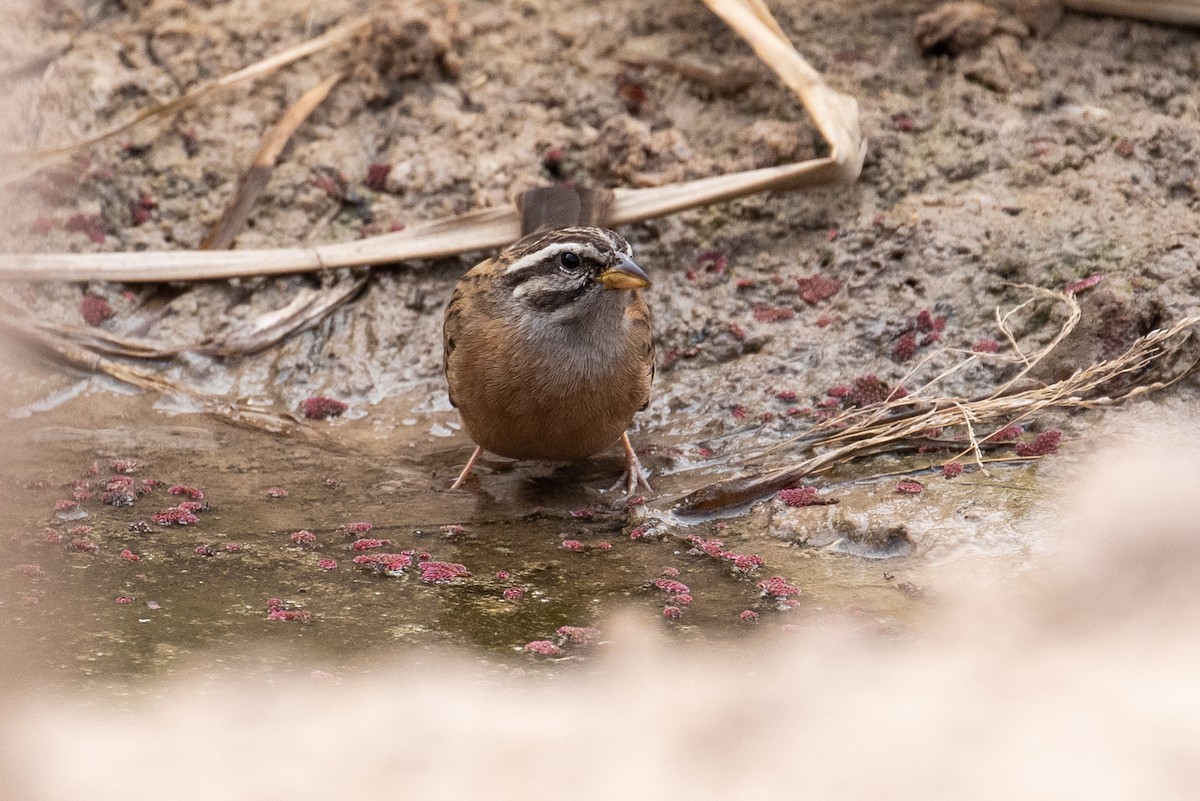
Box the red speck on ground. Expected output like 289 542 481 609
777 487 837 507
1015 430 1063 457
671 593 693 606
753 305 796 323
916 309 947 333
826 228 840 241
365 162 392 190
109 460 142 474
15 564 43 577
442 524 465 535
302 396 348 420
895 480 925 494
972 338 1001 353
418 561 471 583
265 487 288 498
827 385 850 398
524 640 563 657
942 462 964 479
119 549 140 561
892 332 918 361
846 374 894 407
1065 274 1104 294
662 606 682 620
569 507 595 519
54 499 77 512
654 578 691 594
351 538 392 550
557 626 601 645
317 559 338 570
224 543 242 552
115 595 134 604
695 250 729 275
739 610 760 623
67 525 92 536
561 539 585 552
727 323 747 341
598 542 613 551
616 72 648 115
194 545 214 557
730 405 748 420
775 389 798 402
892 113 914 131
661 567 681 577
495 570 510 580
338 522 373 535
503 587 524 601
168 485 205 500
629 525 649 540
64 213 106 243
80 295 115 326
735 278 755 289
758 576 800 599
988 424 1023 442
30 216 54 235
290 531 317 545
43 530 63 544
99 484 135 506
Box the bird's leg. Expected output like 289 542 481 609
618 431 651 494
450 446 484 490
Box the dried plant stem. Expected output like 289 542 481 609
1063 0 1200 26
0 313 317 439
201 72 345 250
672 311 1200 516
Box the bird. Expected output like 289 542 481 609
442 186 654 493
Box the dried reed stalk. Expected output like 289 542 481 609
201 72 345 250
0 0 865 283
672 297 1200 516
1063 0 1200 26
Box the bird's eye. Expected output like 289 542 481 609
559 251 582 271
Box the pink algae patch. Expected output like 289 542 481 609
556 626 601 645
739 610 760 623
167 485 205 500
777 487 837 507
662 606 682 620
561 540 585 552
290 530 317 545
654 578 691 594
942 462 964 479
302 396 348 420
351 538 392 550
265 487 288 498
524 640 563 657
338 521 373 536
418 561 471 583
895 480 924 494
317 559 338 570
119 549 140 561
1015 430 1063 457
502 587 524 601
758 576 800 599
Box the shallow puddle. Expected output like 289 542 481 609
0 358 1053 688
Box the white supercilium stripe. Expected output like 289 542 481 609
503 242 605 275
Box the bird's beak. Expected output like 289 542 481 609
598 253 651 290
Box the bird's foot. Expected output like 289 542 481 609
610 432 652 495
